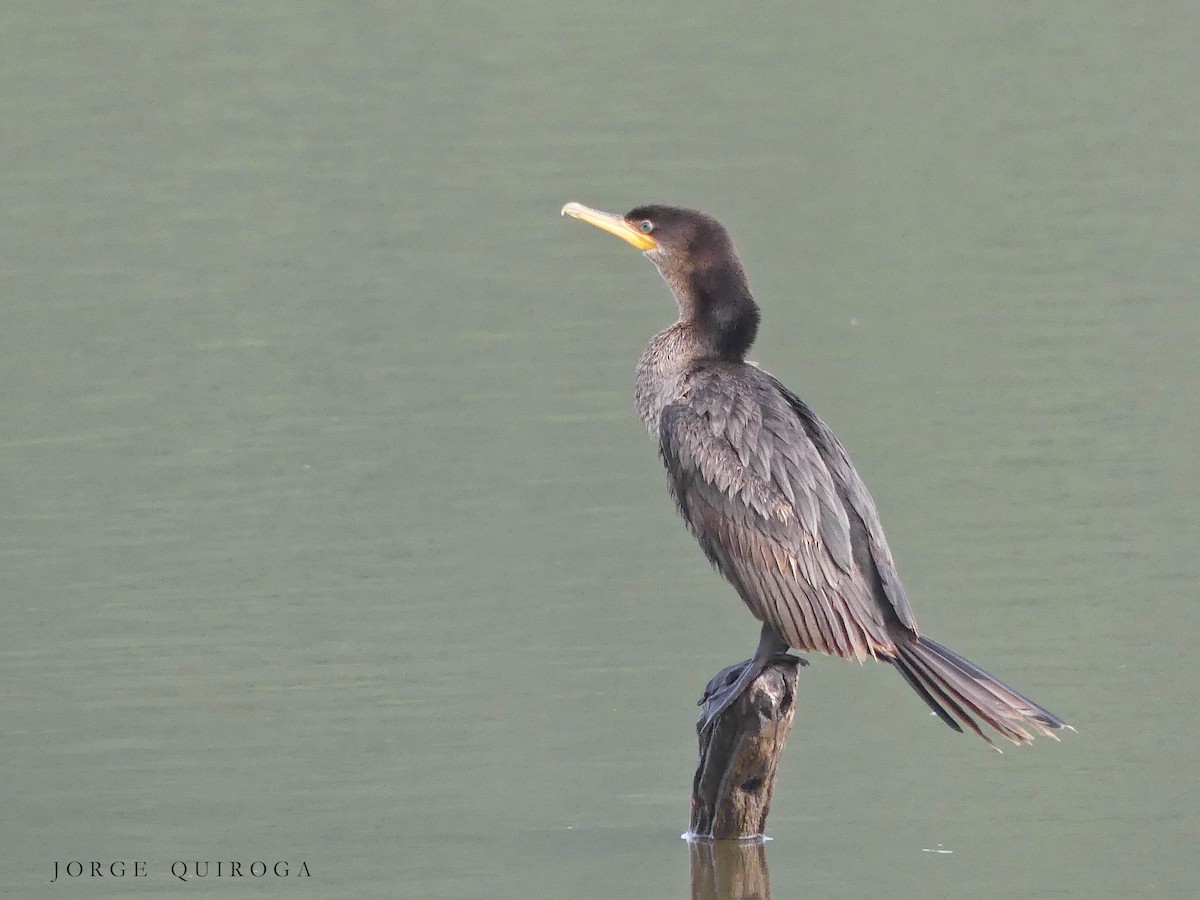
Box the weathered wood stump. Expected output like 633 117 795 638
688 657 802 841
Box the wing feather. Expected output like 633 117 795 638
765 375 919 632
658 366 916 659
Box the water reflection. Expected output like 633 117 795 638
689 839 773 900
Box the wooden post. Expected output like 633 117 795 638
688 657 802 841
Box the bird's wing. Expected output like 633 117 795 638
764 374 918 633
658 368 917 660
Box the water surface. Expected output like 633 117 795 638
2 3 1198 898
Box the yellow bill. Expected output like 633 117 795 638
561 202 657 251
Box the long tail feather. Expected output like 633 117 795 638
891 636 1069 748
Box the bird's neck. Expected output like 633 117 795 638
687 266 759 360
658 263 759 362
635 264 759 433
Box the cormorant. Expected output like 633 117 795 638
561 201 1068 747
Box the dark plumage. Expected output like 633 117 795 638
561 201 1068 747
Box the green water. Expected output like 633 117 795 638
3 3 1198 897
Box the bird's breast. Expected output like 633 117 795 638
634 326 695 435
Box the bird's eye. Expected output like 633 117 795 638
639 220 654 234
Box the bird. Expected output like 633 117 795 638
561 201 1069 748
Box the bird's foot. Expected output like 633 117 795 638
696 652 807 735
699 659 752 706
773 651 808 667
698 653 807 707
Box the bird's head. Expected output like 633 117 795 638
561 202 758 359
561 202 733 273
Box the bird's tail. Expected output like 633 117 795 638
891 636 1069 749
